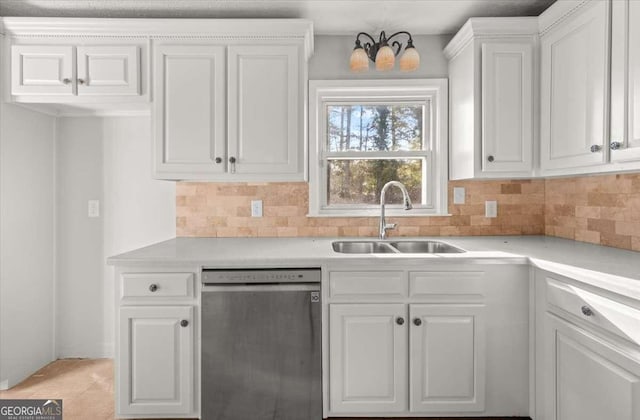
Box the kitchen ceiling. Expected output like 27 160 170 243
0 0 555 35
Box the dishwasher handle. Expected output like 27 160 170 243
202 283 320 293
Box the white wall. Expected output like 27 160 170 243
310 34 451 80
0 104 56 388
55 117 105 357
54 116 174 358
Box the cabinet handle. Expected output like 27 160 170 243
487 155 495 163
590 145 602 153
215 157 222 164
610 141 623 150
78 78 85 85
62 78 71 85
149 284 158 292
229 156 236 174
581 305 594 317
396 317 405 325
180 319 189 327
413 318 422 326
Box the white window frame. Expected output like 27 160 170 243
308 79 448 217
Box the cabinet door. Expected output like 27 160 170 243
329 304 408 414
611 0 640 162
228 45 301 177
76 45 140 96
409 304 486 413
11 45 74 95
540 0 609 171
545 315 640 420
153 44 226 179
118 306 193 416
481 42 533 173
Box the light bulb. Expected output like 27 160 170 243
350 47 369 73
375 45 395 71
399 46 420 72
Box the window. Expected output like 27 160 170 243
309 79 448 216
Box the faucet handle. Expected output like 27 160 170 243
385 223 397 231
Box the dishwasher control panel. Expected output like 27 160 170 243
202 268 321 284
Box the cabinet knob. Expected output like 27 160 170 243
229 157 236 164
590 145 602 153
180 319 189 327
62 78 71 85
581 305 594 317
78 78 85 85
487 155 495 162
215 157 222 164
610 141 623 150
149 284 158 292
413 318 422 326
396 317 405 326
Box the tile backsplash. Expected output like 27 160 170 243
176 179 545 238
545 173 640 251
177 173 640 251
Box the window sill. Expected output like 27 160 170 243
307 208 452 218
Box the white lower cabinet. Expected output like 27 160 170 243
329 304 408 413
118 305 194 416
327 268 494 416
545 315 640 420
410 304 485 412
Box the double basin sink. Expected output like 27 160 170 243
332 240 465 254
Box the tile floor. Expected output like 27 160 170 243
0 359 529 420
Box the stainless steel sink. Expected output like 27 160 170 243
332 241 398 254
389 241 465 253
332 240 465 254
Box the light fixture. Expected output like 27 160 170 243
350 31 420 73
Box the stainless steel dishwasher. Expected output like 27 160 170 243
201 268 322 420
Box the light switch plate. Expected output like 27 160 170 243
88 200 100 218
251 200 263 217
485 200 497 218
453 187 465 204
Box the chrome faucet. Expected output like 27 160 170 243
379 181 413 239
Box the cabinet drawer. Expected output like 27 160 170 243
121 273 194 299
329 271 406 300
409 271 484 301
546 277 640 344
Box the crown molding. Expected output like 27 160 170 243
1 17 314 58
538 0 591 37
443 17 539 60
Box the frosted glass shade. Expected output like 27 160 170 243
375 45 395 71
350 48 369 72
399 47 420 72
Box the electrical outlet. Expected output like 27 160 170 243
88 200 100 218
251 200 263 217
453 187 465 204
485 200 497 218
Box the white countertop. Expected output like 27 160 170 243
108 235 640 298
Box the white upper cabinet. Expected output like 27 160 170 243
539 0 609 173
153 44 227 177
11 45 74 96
445 18 537 180
149 22 312 181
10 44 143 101
76 45 140 96
611 0 640 163
227 45 300 176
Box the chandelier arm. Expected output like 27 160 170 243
355 32 377 45
386 31 413 43
391 40 403 56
